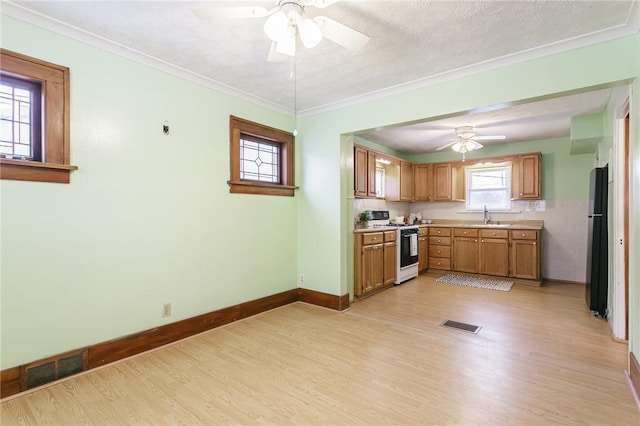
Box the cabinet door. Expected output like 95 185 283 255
519 153 540 199
367 150 377 197
354 146 368 197
433 163 452 201
400 161 414 201
511 239 539 280
413 164 433 201
362 244 385 293
383 242 397 285
480 238 509 277
418 236 428 272
453 237 479 273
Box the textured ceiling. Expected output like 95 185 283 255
2 0 638 153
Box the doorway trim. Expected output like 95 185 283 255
612 88 630 340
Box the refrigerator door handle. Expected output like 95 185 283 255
588 214 603 218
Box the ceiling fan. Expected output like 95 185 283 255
192 0 370 62
436 126 506 160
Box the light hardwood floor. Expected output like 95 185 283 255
2 274 639 425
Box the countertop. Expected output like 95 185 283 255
354 220 543 233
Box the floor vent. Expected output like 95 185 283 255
23 349 87 390
440 320 481 334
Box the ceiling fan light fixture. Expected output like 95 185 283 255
275 32 296 56
264 11 289 41
297 18 323 48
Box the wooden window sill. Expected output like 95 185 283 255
227 180 297 196
0 159 78 183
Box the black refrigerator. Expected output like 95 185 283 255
585 165 608 317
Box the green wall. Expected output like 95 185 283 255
0 16 297 368
2 12 639 373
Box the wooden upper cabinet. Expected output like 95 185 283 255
512 153 541 200
433 163 452 201
354 146 368 197
353 145 377 198
413 164 433 201
367 150 377 197
400 161 414 201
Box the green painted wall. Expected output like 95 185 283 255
0 16 297 368
2 12 639 374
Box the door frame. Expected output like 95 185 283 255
612 88 630 340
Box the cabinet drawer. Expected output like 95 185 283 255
428 236 451 246
480 229 509 239
429 257 451 270
453 228 478 237
511 230 538 240
362 232 384 245
429 227 451 236
418 227 429 237
429 245 451 258
384 231 397 242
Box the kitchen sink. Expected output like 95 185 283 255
477 223 511 228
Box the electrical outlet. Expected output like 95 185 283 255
162 303 171 318
300 274 305 284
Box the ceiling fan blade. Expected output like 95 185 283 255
267 41 289 62
475 135 506 140
302 0 342 8
313 16 369 51
192 6 272 19
436 140 458 151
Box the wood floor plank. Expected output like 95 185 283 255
2 275 638 424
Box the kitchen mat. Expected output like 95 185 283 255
435 273 513 292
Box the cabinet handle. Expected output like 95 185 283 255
437 250 441 254
520 192 523 196
437 231 441 234
481 240 484 243
492 232 496 236
475 239 477 242
437 239 441 243
521 233 526 237
463 231 467 235
533 242 536 245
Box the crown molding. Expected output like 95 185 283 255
298 0 640 117
2 1 637 119
0 1 293 116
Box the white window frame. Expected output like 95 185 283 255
465 165 512 211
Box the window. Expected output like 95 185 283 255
1 75 41 160
465 165 511 211
0 49 76 183
229 116 295 196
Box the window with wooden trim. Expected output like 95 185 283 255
0 49 77 183
229 116 295 196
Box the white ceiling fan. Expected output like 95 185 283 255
436 126 506 160
192 0 370 62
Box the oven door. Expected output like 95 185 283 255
399 228 419 268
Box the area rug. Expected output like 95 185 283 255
435 274 513 292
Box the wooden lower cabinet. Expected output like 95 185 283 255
452 228 478 273
511 230 540 280
479 229 509 277
418 228 428 273
428 227 451 270
355 231 397 297
384 240 397 285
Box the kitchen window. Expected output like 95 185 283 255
0 49 76 183
228 116 295 196
465 165 511 211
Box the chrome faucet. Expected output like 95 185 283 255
483 205 490 225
